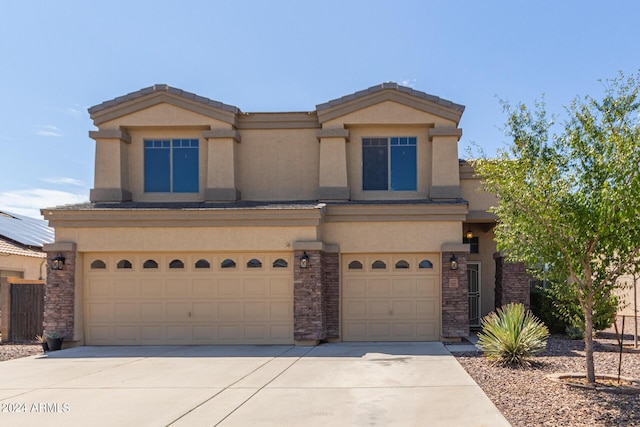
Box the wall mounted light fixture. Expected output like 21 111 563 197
449 254 458 270
300 252 310 269
465 227 473 240
52 253 66 270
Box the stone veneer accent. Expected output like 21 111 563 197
441 252 469 338
322 252 340 339
293 249 327 342
43 248 76 340
494 254 531 310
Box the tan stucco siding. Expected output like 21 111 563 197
345 125 432 200
321 221 460 253
54 226 318 252
462 178 498 213
100 103 232 129
237 129 319 200
0 254 46 280
324 101 457 127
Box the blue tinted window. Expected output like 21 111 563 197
144 139 198 193
390 137 417 191
362 138 388 190
362 137 416 191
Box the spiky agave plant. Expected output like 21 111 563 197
477 303 550 367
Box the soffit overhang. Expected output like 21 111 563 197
316 83 465 125
89 85 240 127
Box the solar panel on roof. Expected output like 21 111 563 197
0 210 54 247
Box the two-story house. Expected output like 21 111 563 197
42 83 530 346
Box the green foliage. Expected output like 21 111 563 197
545 281 617 336
471 71 640 382
477 303 550 367
530 286 566 334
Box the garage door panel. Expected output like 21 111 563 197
166 279 189 296
369 301 391 316
87 279 110 297
270 301 291 318
342 253 441 342
86 302 112 321
114 302 139 321
84 252 294 345
244 301 266 318
218 302 241 320
140 279 163 297
192 279 215 297
391 300 415 317
344 279 366 296
244 279 267 296
369 279 391 295
417 277 438 296
391 279 415 296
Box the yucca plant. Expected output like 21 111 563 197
477 303 550 367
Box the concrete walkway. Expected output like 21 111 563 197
0 342 509 427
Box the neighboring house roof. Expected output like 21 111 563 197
0 211 54 256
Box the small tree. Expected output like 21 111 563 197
471 72 640 383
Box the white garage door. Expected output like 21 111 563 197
342 254 440 341
83 253 294 345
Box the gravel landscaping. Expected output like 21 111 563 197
455 326 640 427
0 342 43 361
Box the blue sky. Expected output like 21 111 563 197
1 1 638 218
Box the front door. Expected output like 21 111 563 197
468 262 481 327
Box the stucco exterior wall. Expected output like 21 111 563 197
54 225 319 252
0 254 46 280
321 221 461 253
237 128 319 200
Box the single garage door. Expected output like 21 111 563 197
342 254 440 341
83 253 294 345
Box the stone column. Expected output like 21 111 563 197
293 247 325 344
203 129 241 201
428 127 462 199
317 128 350 201
43 242 77 342
89 129 132 202
441 243 470 339
494 253 531 310
322 247 340 340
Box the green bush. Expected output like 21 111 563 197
477 303 550 367
544 281 617 338
530 286 566 334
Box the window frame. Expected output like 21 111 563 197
144 138 199 193
362 136 417 191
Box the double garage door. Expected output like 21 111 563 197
342 254 441 341
83 253 294 345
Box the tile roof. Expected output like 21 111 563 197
0 237 46 258
88 84 240 115
0 211 54 247
316 82 465 112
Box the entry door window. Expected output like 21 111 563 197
468 262 481 327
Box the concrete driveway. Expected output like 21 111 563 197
0 342 509 427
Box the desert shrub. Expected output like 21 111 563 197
530 285 567 334
477 303 550 367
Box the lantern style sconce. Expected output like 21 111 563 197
465 227 474 240
300 252 310 269
449 254 458 270
52 253 66 270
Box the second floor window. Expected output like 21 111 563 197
362 137 416 191
144 139 199 193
